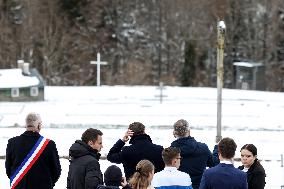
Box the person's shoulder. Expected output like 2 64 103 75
203 163 223 174
44 139 59 151
195 140 214 153
203 166 215 174
79 156 100 169
195 140 209 148
172 169 191 180
152 143 163 149
8 136 17 142
235 168 247 178
153 169 164 177
7 134 22 145
227 166 246 176
46 138 57 146
252 162 266 174
8 133 23 141
177 169 190 177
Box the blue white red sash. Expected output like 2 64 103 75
10 136 50 189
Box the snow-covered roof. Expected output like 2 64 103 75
233 62 263 67
0 68 40 89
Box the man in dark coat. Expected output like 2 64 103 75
107 122 164 180
171 119 219 189
67 128 103 189
5 112 61 189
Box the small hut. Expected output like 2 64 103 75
233 62 265 90
0 61 45 101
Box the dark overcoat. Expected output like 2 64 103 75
67 140 103 189
171 136 219 189
107 134 164 180
5 131 61 189
238 159 266 189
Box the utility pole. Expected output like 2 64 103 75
216 21 226 143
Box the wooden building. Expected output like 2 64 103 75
0 65 45 101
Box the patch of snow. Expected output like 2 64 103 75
0 69 39 88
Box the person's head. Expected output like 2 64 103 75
218 137 237 160
128 122 145 136
129 160 155 189
81 128 103 152
240 144 257 168
173 119 190 138
104 165 123 186
25 112 42 132
162 147 182 168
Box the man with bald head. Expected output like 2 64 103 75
5 112 61 189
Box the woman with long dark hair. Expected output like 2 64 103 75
238 144 266 189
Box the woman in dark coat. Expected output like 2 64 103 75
238 144 266 189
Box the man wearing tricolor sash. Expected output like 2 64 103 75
5 112 61 189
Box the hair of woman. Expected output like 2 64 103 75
129 160 155 189
241 144 257 156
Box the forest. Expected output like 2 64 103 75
0 0 283 91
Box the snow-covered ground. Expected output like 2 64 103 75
1 86 283 130
1 86 284 188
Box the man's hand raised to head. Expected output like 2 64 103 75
122 129 134 143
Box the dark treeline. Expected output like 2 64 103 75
0 0 283 91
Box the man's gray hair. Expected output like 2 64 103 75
26 112 41 127
173 119 189 137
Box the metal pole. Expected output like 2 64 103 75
216 21 226 143
281 154 283 167
159 82 163 104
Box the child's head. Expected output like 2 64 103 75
104 165 123 186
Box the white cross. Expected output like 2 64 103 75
90 53 108 86
155 82 167 104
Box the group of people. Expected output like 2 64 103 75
5 112 266 189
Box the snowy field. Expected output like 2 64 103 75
0 86 284 188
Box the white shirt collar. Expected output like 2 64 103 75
220 160 233 165
164 166 178 171
242 167 249 172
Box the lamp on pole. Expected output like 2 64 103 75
216 21 226 143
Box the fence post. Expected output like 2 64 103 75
281 154 283 167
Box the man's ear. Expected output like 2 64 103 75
37 123 41 131
173 131 177 138
187 130 190 136
172 158 177 167
87 140 93 146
